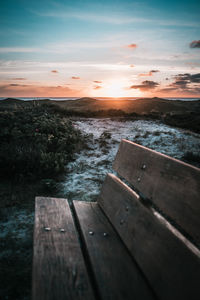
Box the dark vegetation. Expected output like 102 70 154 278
0 223 33 300
0 103 87 300
163 111 200 133
0 104 85 181
1 97 200 133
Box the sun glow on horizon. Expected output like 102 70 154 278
90 78 143 98
106 81 127 97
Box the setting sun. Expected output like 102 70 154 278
106 81 126 97
90 78 143 98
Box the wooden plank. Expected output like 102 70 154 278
98 174 200 300
73 201 156 300
113 139 200 245
32 197 95 300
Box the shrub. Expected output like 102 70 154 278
0 106 85 181
99 131 111 148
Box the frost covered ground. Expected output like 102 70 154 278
61 118 200 202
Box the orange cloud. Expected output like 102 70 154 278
126 43 137 49
71 76 80 79
93 80 102 83
138 70 160 77
11 77 27 80
93 85 102 90
51 70 59 73
10 83 24 86
130 64 134 68
0 83 82 97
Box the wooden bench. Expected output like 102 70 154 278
32 139 200 300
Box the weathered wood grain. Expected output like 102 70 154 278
73 201 156 300
98 174 200 300
113 139 200 245
32 197 95 300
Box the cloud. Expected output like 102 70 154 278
11 77 27 80
190 40 200 48
33 10 153 25
130 80 159 91
9 83 29 87
158 86 200 96
172 73 200 86
0 41 115 54
138 70 160 77
93 85 102 90
93 80 102 83
150 70 160 73
51 70 59 73
0 83 82 97
82 63 132 71
33 9 200 27
0 60 135 73
0 47 41 53
158 73 200 95
130 64 134 68
138 72 151 77
126 44 137 49
71 76 80 79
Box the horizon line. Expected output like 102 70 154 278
1 96 200 99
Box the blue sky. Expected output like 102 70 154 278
0 0 200 97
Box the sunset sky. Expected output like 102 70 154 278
0 0 200 98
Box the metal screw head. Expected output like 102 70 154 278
120 219 124 225
142 164 146 170
137 177 141 182
89 231 94 235
126 206 129 211
44 227 51 231
60 228 65 232
103 232 108 237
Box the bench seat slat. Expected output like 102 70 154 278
32 197 95 300
113 139 200 245
98 174 200 300
73 201 156 300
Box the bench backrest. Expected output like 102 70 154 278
113 139 200 245
98 139 200 300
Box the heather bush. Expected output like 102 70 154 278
0 106 85 181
